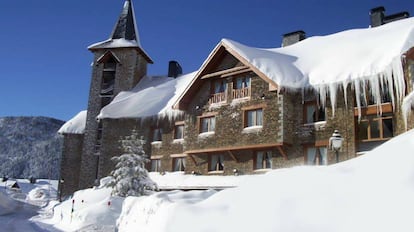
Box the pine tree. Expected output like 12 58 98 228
106 130 157 197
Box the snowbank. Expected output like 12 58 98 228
98 72 196 119
116 128 414 232
58 110 87 134
0 190 21 215
42 177 123 231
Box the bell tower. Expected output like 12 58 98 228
78 0 153 189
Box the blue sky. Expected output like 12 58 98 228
1 0 414 121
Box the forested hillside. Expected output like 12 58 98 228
0 116 64 179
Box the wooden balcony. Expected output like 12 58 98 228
232 87 250 99
209 92 227 104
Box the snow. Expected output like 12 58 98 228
98 72 196 119
57 110 87 134
220 17 414 117
88 38 141 50
6 128 413 231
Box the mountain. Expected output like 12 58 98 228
0 116 64 179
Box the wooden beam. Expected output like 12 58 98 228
227 151 239 162
188 154 198 166
353 103 393 116
277 146 288 160
185 142 285 154
201 66 250 79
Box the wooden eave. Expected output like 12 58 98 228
96 51 121 64
404 46 414 60
173 40 279 110
89 46 153 64
185 142 289 160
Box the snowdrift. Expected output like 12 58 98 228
116 128 414 232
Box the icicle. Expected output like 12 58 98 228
342 81 349 109
354 79 362 121
329 83 338 117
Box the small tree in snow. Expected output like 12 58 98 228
106 130 157 197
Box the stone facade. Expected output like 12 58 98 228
59 133 83 198
59 0 414 197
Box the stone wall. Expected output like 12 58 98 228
78 48 148 189
59 133 83 198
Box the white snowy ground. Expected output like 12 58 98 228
2 129 414 231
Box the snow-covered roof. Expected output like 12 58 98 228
58 110 87 134
177 17 413 117
97 72 196 120
223 17 414 89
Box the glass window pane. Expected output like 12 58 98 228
210 117 216 131
306 105 316 123
319 147 327 165
265 151 272 168
201 118 208 133
175 125 184 139
382 118 393 138
306 148 316 165
256 152 264 169
357 121 369 140
371 120 380 139
247 111 254 127
256 109 263 126
210 155 218 171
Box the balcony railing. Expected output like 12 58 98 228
209 92 227 104
232 87 250 99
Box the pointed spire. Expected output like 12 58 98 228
110 0 140 45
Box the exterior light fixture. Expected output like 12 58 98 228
329 130 343 163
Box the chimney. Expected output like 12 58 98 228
168 60 182 78
282 30 306 47
383 11 410 24
370 6 385 27
370 6 409 27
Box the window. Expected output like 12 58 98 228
357 115 393 141
245 108 263 127
255 151 272 170
200 116 216 133
209 154 224 172
151 159 161 172
213 79 227 94
173 157 186 172
304 102 326 123
152 128 162 142
305 146 327 165
233 76 251 99
234 76 251 89
174 123 184 140
101 58 117 96
210 79 227 104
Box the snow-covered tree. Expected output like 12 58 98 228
106 130 157 197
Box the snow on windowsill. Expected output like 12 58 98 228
208 170 224 175
242 125 263 133
173 138 184 144
253 168 272 173
198 131 215 138
151 141 162 148
303 121 327 131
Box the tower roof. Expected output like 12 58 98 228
110 0 140 43
88 0 153 63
